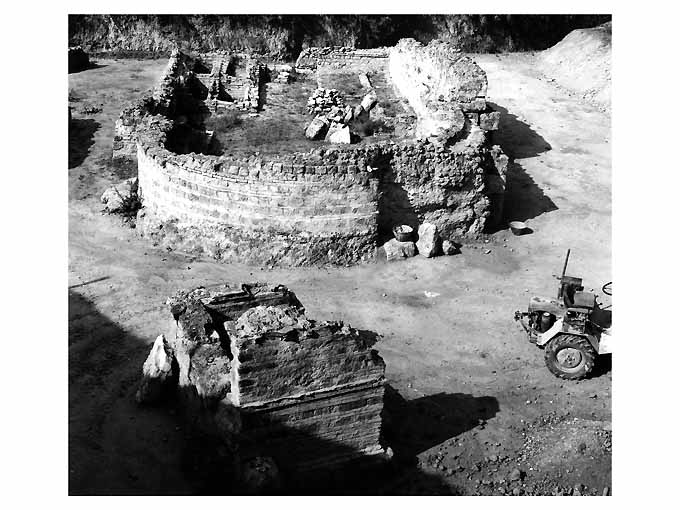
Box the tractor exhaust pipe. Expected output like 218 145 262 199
557 249 571 299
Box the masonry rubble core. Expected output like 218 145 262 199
137 282 389 485
112 39 508 267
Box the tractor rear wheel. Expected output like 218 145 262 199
544 334 597 380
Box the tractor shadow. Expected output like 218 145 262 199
486 102 558 231
68 118 99 169
589 354 612 378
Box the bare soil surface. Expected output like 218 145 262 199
540 22 611 111
69 53 611 495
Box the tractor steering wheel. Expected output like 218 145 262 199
602 281 612 296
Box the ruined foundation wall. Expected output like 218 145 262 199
114 50 266 166
195 52 266 112
384 39 506 233
388 38 498 141
118 43 506 265
113 50 193 164
232 320 386 473
160 285 388 480
383 140 500 237
296 46 389 70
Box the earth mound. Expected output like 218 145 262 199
540 21 611 110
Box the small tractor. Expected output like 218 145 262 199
514 250 612 379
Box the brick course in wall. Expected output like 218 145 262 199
296 46 389 70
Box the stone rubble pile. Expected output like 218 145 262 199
305 88 379 144
272 64 294 84
234 305 311 338
307 88 345 114
382 222 446 261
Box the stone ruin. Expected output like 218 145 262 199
107 39 508 267
136 282 389 492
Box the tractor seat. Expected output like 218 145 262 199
571 291 596 309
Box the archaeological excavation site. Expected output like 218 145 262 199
107 39 508 267
69 14 613 496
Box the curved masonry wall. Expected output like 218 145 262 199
121 43 507 266
137 141 381 266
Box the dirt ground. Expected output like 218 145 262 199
68 53 611 495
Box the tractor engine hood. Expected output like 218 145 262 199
528 295 566 316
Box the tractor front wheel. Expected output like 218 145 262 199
544 334 597 380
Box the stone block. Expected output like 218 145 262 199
383 238 417 261
305 115 329 140
416 222 441 258
358 73 372 89
135 334 175 405
326 124 352 144
442 239 459 256
479 111 501 131
343 106 354 124
360 90 378 112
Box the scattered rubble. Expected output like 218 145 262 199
325 123 352 144
272 64 294 84
304 88 379 144
78 103 103 115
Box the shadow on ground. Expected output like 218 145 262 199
489 102 552 159
383 385 499 462
69 290 496 495
589 353 612 379
69 62 108 74
68 118 100 169
69 290 192 495
486 102 558 229
501 160 559 224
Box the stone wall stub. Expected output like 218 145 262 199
148 282 389 485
